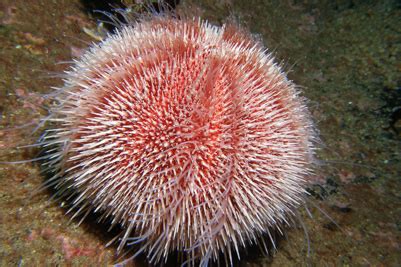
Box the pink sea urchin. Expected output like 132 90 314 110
42 14 316 266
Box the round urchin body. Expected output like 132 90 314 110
43 15 316 266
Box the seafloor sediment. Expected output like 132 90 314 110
0 0 399 266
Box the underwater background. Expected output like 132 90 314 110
0 0 400 266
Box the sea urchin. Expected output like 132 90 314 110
42 14 316 266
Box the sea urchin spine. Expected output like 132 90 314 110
42 15 316 266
